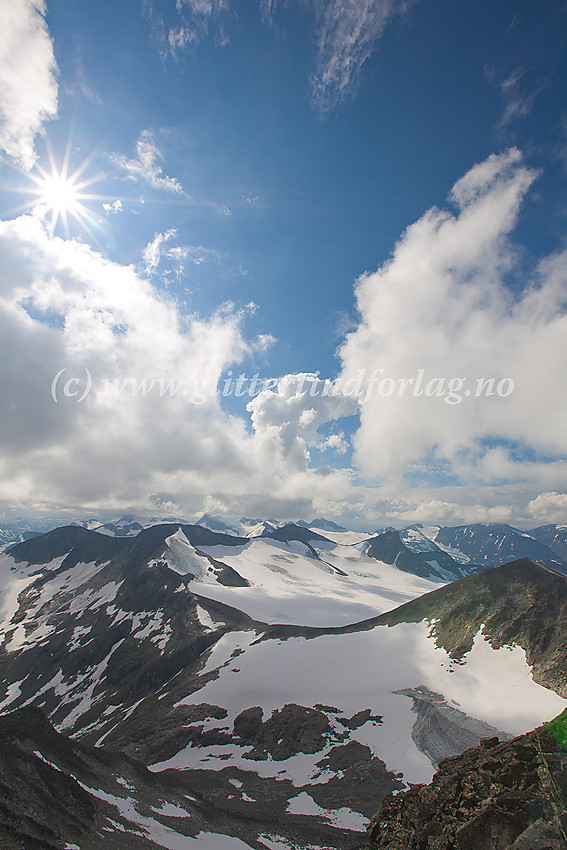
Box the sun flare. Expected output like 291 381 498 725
29 162 96 236
17 141 110 240
37 173 81 215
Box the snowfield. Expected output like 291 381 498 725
173 535 446 626
152 621 567 786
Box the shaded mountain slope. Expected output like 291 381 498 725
434 523 567 572
366 710 567 849
530 524 567 564
0 705 214 849
8 522 247 565
365 530 467 581
296 518 349 532
8 524 128 567
261 522 332 548
1 525 259 739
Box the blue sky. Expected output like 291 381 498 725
0 0 566 527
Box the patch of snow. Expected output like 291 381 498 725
159 529 212 579
312 530 372 545
150 801 192 818
69 580 123 613
187 834 256 849
0 678 24 710
95 697 144 745
286 792 367 831
68 625 93 650
258 835 325 850
58 639 126 731
80 781 256 850
258 836 294 850
1 559 111 652
133 611 164 640
152 621 172 651
33 750 62 772
196 605 222 630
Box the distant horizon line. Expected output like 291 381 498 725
1 512 564 535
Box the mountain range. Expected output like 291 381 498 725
3 515 567 574
0 518 566 848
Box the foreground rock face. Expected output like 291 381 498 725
367 718 567 850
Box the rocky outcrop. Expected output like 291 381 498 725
233 703 336 760
366 710 567 849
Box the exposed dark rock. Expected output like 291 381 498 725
8 524 129 567
435 524 567 573
366 714 567 849
234 703 336 760
233 705 264 741
107 702 233 764
261 522 332 555
338 709 383 730
180 523 248 548
313 741 404 816
529 525 567 564
365 530 466 581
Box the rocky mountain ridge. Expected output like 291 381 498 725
366 709 567 849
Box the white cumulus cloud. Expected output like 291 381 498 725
0 215 352 520
0 0 58 168
528 492 567 525
338 148 567 491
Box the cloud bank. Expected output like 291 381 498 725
1 149 565 526
0 213 351 519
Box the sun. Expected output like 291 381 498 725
28 159 97 236
9 132 133 246
13 137 112 240
37 172 82 216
